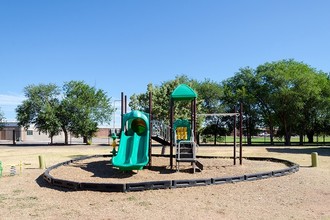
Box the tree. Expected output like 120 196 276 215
201 124 229 143
16 84 61 144
34 101 62 144
253 71 277 145
255 59 326 145
129 75 198 122
130 61 330 147
195 79 226 145
195 79 223 114
222 67 261 145
296 71 330 143
16 81 114 144
61 81 114 144
309 72 330 142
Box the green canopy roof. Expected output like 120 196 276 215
171 84 197 101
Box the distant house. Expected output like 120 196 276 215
0 121 64 143
0 122 23 141
0 121 115 144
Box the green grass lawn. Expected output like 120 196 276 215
202 135 330 145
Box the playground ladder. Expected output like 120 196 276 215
176 141 202 173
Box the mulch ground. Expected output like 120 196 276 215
49 156 288 184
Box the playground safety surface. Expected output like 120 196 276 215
44 155 299 192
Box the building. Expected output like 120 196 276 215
0 121 114 144
0 122 22 141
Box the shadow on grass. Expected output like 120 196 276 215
266 147 330 157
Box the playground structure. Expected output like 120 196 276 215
112 110 150 170
173 119 200 172
169 84 200 173
41 83 300 192
111 84 243 172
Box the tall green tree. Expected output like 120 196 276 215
195 79 226 145
16 84 61 144
222 67 260 145
16 81 114 144
296 71 330 143
130 61 330 147
61 81 114 144
310 72 330 142
196 79 223 114
255 59 326 145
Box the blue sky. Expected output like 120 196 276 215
1 1 330 126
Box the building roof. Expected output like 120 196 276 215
1 121 19 127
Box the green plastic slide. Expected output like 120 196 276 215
112 110 149 170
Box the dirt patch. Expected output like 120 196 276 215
0 145 329 220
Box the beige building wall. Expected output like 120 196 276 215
1 122 110 144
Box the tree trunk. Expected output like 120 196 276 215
50 136 54 145
299 133 304 145
284 123 291 145
269 124 274 145
247 117 252 146
306 130 314 143
285 132 291 146
214 120 219 145
283 118 291 146
62 127 69 145
83 136 88 144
